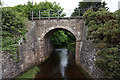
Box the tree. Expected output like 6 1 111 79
2 7 27 62
83 8 120 78
14 1 65 19
71 0 108 16
0 1 2 5
50 30 68 48
50 30 76 53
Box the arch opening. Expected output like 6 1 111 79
41 28 77 61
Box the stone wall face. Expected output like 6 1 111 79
2 21 39 78
79 25 103 78
35 19 83 40
2 19 103 78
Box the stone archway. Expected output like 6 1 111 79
39 26 81 63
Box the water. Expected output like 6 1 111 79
35 48 87 79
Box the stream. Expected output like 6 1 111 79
35 48 87 79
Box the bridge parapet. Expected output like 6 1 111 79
32 17 83 20
30 9 87 20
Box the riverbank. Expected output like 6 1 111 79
16 51 53 79
17 66 40 79
17 49 90 79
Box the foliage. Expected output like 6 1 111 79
113 9 120 23
64 30 76 53
2 7 27 62
50 30 67 48
83 8 120 78
17 66 40 79
50 30 76 53
0 1 2 6
96 48 120 78
71 0 108 17
14 1 65 19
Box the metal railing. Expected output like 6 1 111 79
30 9 88 20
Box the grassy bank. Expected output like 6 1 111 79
17 66 40 79
17 53 53 79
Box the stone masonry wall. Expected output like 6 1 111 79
79 24 103 78
2 21 39 78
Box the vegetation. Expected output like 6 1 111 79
71 0 108 16
14 1 65 19
83 8 120 78
50 30 76 53
50 30 68 48
2 7 27 62
17 66 40 79
0 2 1 5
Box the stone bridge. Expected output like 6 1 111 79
2 18 103 79
35 18 84 63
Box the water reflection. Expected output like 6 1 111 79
57 49 68 77
35 48 86 79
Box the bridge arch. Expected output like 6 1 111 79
41 26 78 40
40 26 80 63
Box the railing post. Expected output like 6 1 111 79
32 10 33 20
57 10 59 19
49 10 50 19
69 9 70 19
39 10 41 20
79 9 80 19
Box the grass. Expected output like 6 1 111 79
17 54 50 79
17 66 40 79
